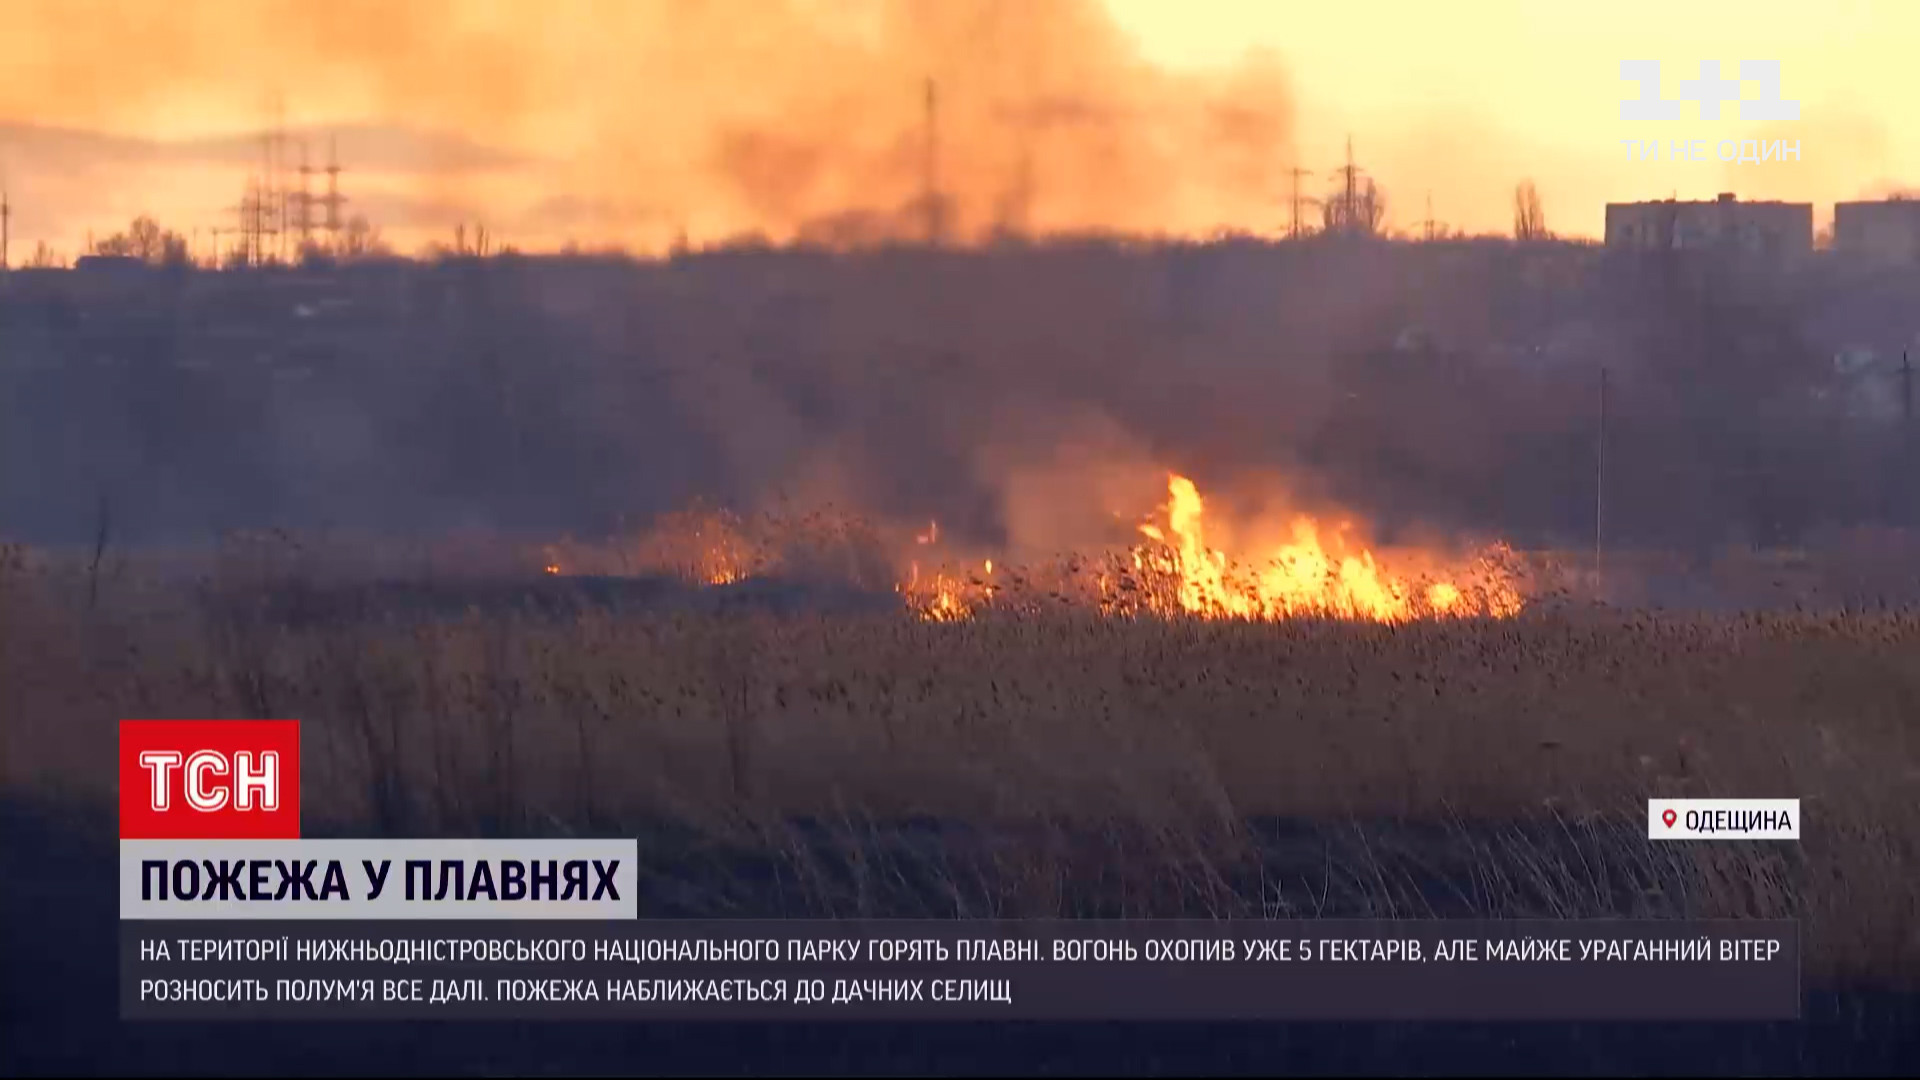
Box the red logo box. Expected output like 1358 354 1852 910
119 720 302 839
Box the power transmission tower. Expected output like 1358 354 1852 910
1285 166 1317 238
295 139 314 254
992 100 1041 239
1326 136 1376 237
1421 191 1437 242
265 94 290 263
231 176 278 268
1 187 10 274
321 135 348 249
256 125 277 265
231 186 253 268
208 225 233 268
1336 137 1358 227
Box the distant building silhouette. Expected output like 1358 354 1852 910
1604 193 1811 260
1832 198 1920 264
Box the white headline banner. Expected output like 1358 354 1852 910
120 838 639 920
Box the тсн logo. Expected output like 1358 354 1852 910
118 719 302 839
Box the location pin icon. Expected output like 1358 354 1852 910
1661 808 1677 828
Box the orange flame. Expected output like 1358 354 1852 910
898 557 976 621
537 473 1524 624
1127 474 1521 622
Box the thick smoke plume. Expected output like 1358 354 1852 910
1 0 1295 250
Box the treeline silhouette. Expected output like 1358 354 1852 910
1 234 1913 557
29 213 394 271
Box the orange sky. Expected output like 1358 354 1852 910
0 0 1910 258
1108 0 1915 236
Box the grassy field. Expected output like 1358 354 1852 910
5 542 1918 992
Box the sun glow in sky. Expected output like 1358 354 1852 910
1103 0 1915 234
0 0 1912 257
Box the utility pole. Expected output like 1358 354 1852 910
248 179 261 267
1903 348 1913 429
1 187 10 275
1595 365 1610 597
1344 137 1355 209
1904 348 1914 525
1343 137 1357 228
923 76 943 247
1003 142 1034 237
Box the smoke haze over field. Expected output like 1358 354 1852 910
6 0 1916 255
3 238 1915 578
3 2 1918 606
0 0 1297 255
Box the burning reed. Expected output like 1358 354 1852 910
3 531 1919 983
531 473 1531 624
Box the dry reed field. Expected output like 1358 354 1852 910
4 530 1918 995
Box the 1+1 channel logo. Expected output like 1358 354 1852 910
1618 60 1802 164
